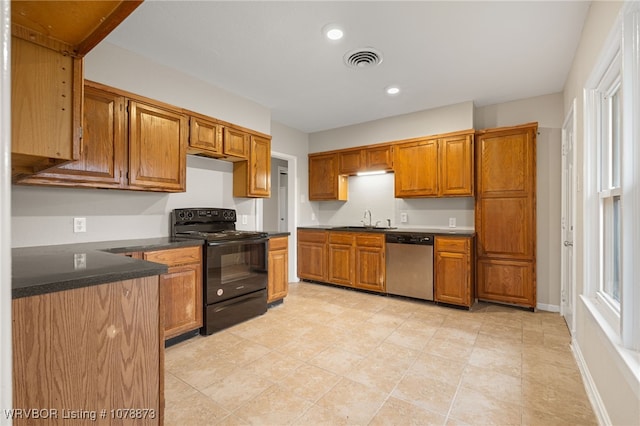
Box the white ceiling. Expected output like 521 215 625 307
105 1 591 133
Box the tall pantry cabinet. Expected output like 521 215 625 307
475 123 537 309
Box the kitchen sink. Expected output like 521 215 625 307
332 226 397 231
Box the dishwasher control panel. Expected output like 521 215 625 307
385 233 434 245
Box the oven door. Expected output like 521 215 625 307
205 238 268 304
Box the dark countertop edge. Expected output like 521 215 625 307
12 262 169 299
12 237 203 299
296 226 476 236
266 231 291 238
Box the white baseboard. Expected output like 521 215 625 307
536 303 560 312
571 340 611 426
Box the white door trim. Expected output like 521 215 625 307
271 150 298 283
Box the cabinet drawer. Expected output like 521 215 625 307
269 236 288 251
355 234 384 247
144 246 202 267
298 230 327 244
435 237 469 253
329 232 354 244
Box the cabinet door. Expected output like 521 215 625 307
189 115 223 157
159 264 203 339
268 237 289 303
339 150 363 174
435 250 468 306
355 246 385 292
223 127 249 159
364 145 393 171
19 84 126 187
11 37 82 179
328 243 354 286
394 138 438 197
309 153 347 201
297 230 328 281
128 100 187 192
249 135 271 196
475 124 537 308
439 134 473 196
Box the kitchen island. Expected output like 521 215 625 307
11 237 202 426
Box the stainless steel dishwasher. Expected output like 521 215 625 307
385 232 434 301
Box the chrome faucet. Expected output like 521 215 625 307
362 209 372 227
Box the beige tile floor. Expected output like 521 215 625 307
164 282 597 425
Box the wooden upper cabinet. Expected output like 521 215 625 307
128 100 188 192
339 144 393 175
10 36 82 180
11 1 142 57
364 145 393 171
394 138 439 197
233 134 271 198
18 85 126 187
339 150 363 175
309 153 348 201
394 132 473 198
439 133 474 196
223 127 250 160
188 115 223 158
10 0 141 181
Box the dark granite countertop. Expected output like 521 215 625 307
266 231 291 238
12 237 203 299
297 225 475 236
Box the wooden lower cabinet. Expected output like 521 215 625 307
297 229 386 293
12 276 163 425
434 236 475 308
328 232 355 287
354 234 385 292
144 246 203 340
268 236 289 303
297 229 328 281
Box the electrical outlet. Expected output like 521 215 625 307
400 212 408 223
311 213 317 221
449 217 457 228
73 217 86 233
242 214 248 225
73 253 87 270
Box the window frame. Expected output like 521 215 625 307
584 1 640 351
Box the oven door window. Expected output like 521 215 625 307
206 240 267 303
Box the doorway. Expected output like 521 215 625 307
561 98 577 334
278 166 288 232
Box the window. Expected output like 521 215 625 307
597 55 622 310
584 1 640 351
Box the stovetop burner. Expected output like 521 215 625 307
171 208 268 243
175 229 267 242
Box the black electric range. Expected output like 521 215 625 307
171 208 269 335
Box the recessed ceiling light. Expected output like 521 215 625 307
386 86 400 95
322 24 343 41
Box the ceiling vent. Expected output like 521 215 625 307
344 48 383 69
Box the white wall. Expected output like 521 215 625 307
563 1 639 425
474 93 564 311
309 101 474 153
